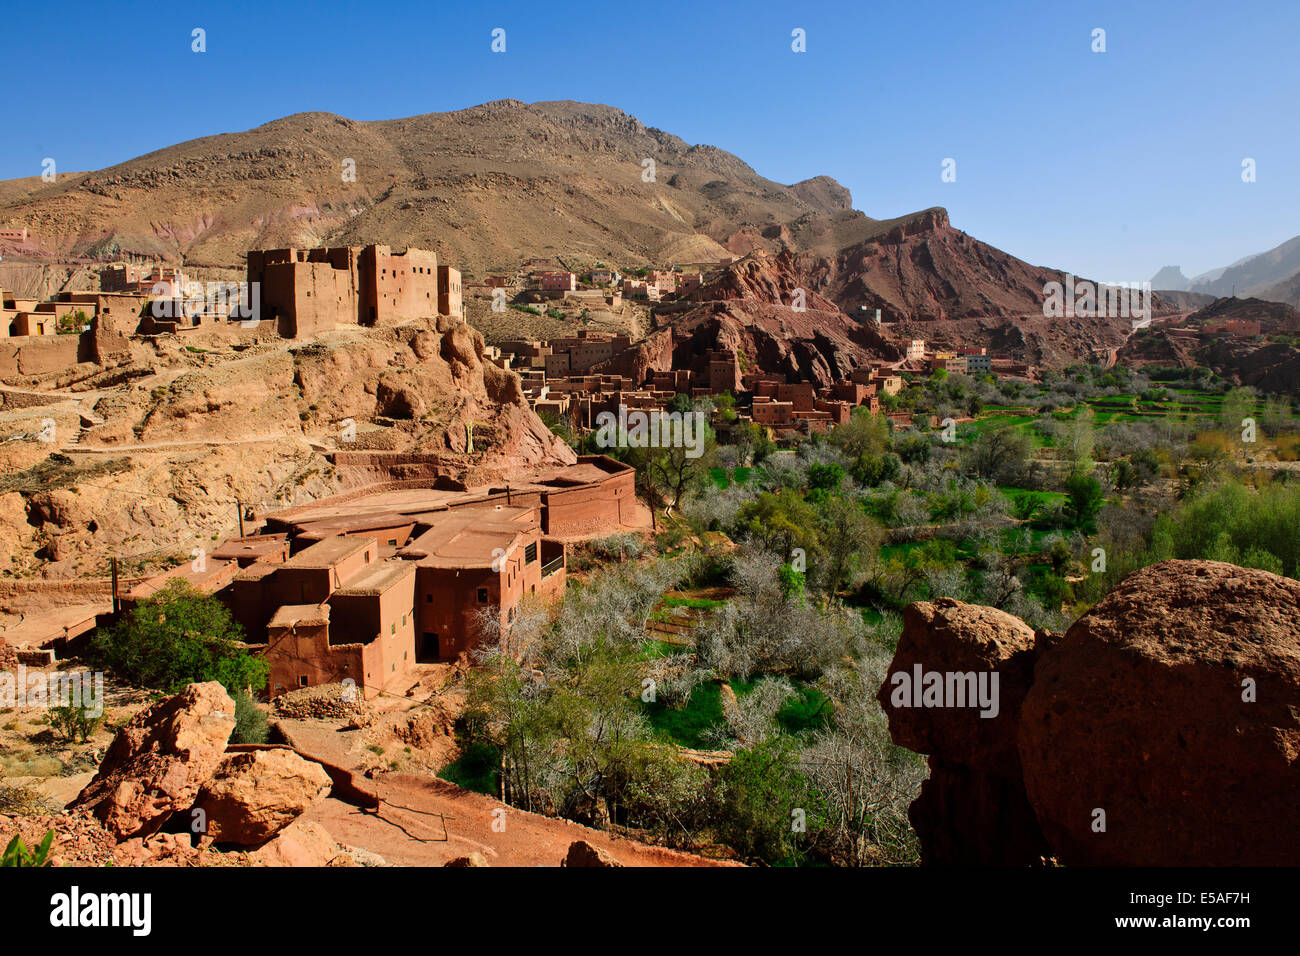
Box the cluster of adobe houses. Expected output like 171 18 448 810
488 330 908 440
1166 316 1299 341
13 243 647 702
487 331 1037 442
899 338 1031 379
122 456 638 700
1 286 147 338
2 243 464 343
476 257 735 311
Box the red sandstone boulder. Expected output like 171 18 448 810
1019 560 1300 866
877 598 1039 774
375 377 426 420
877 598 1051 865
69 682 236 840
192 748 332 845
561 840 623 867
248 819 348 867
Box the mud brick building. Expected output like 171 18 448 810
437 264 463 318
121 456 638 699
246 243 457 338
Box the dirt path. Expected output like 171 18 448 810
302 773 737 867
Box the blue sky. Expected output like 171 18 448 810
3 0 1296 281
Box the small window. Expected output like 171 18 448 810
425 594 432 603
477 587 488 604
391 622 396 634
525 542 537 564
388 538 397 546
298 676 308 687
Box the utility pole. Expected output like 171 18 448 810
110 557 120 615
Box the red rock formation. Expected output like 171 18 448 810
881 561 1300 866
877 599 1052 865
193 748 333 845
562 839 624 867
69 682 236 839
1019 560 1300 866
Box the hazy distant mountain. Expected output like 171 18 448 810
1187 235 1300 299
1150 265 1190 291
1256 267 1300 309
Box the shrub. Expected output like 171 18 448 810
47 704 102 744
231 691 269 745
86 580 268 695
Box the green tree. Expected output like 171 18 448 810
88 580 268 694
1221 386 1257 440
961 427 1033 484
631 422 719 513
717 736 821 865
735 489 823 561
819 496 883 595
1063 471 1105 531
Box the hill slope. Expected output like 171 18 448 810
0 100 889 275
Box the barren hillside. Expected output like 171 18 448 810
0 100 886 276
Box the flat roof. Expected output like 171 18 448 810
268 604 329 627
291 512 418 538
266 457 630 529
211 535 289 561
399 511 533 569
332 559 415 596
126 558 235 601
283 535 372 569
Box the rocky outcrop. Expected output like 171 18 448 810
248 819 352 867
192 748 333 845
1019 560 1300 866
69 682 236 839
880 561 1300 866
877 599 1052 865
562 840 624 867
687 250 840 312
788 175 853 214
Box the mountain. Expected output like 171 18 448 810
0 98 1190 364
1187 235 1300 299
0 100 900 276
0 100 1112 311
1256 267 1300 309
1150 265 1190 290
